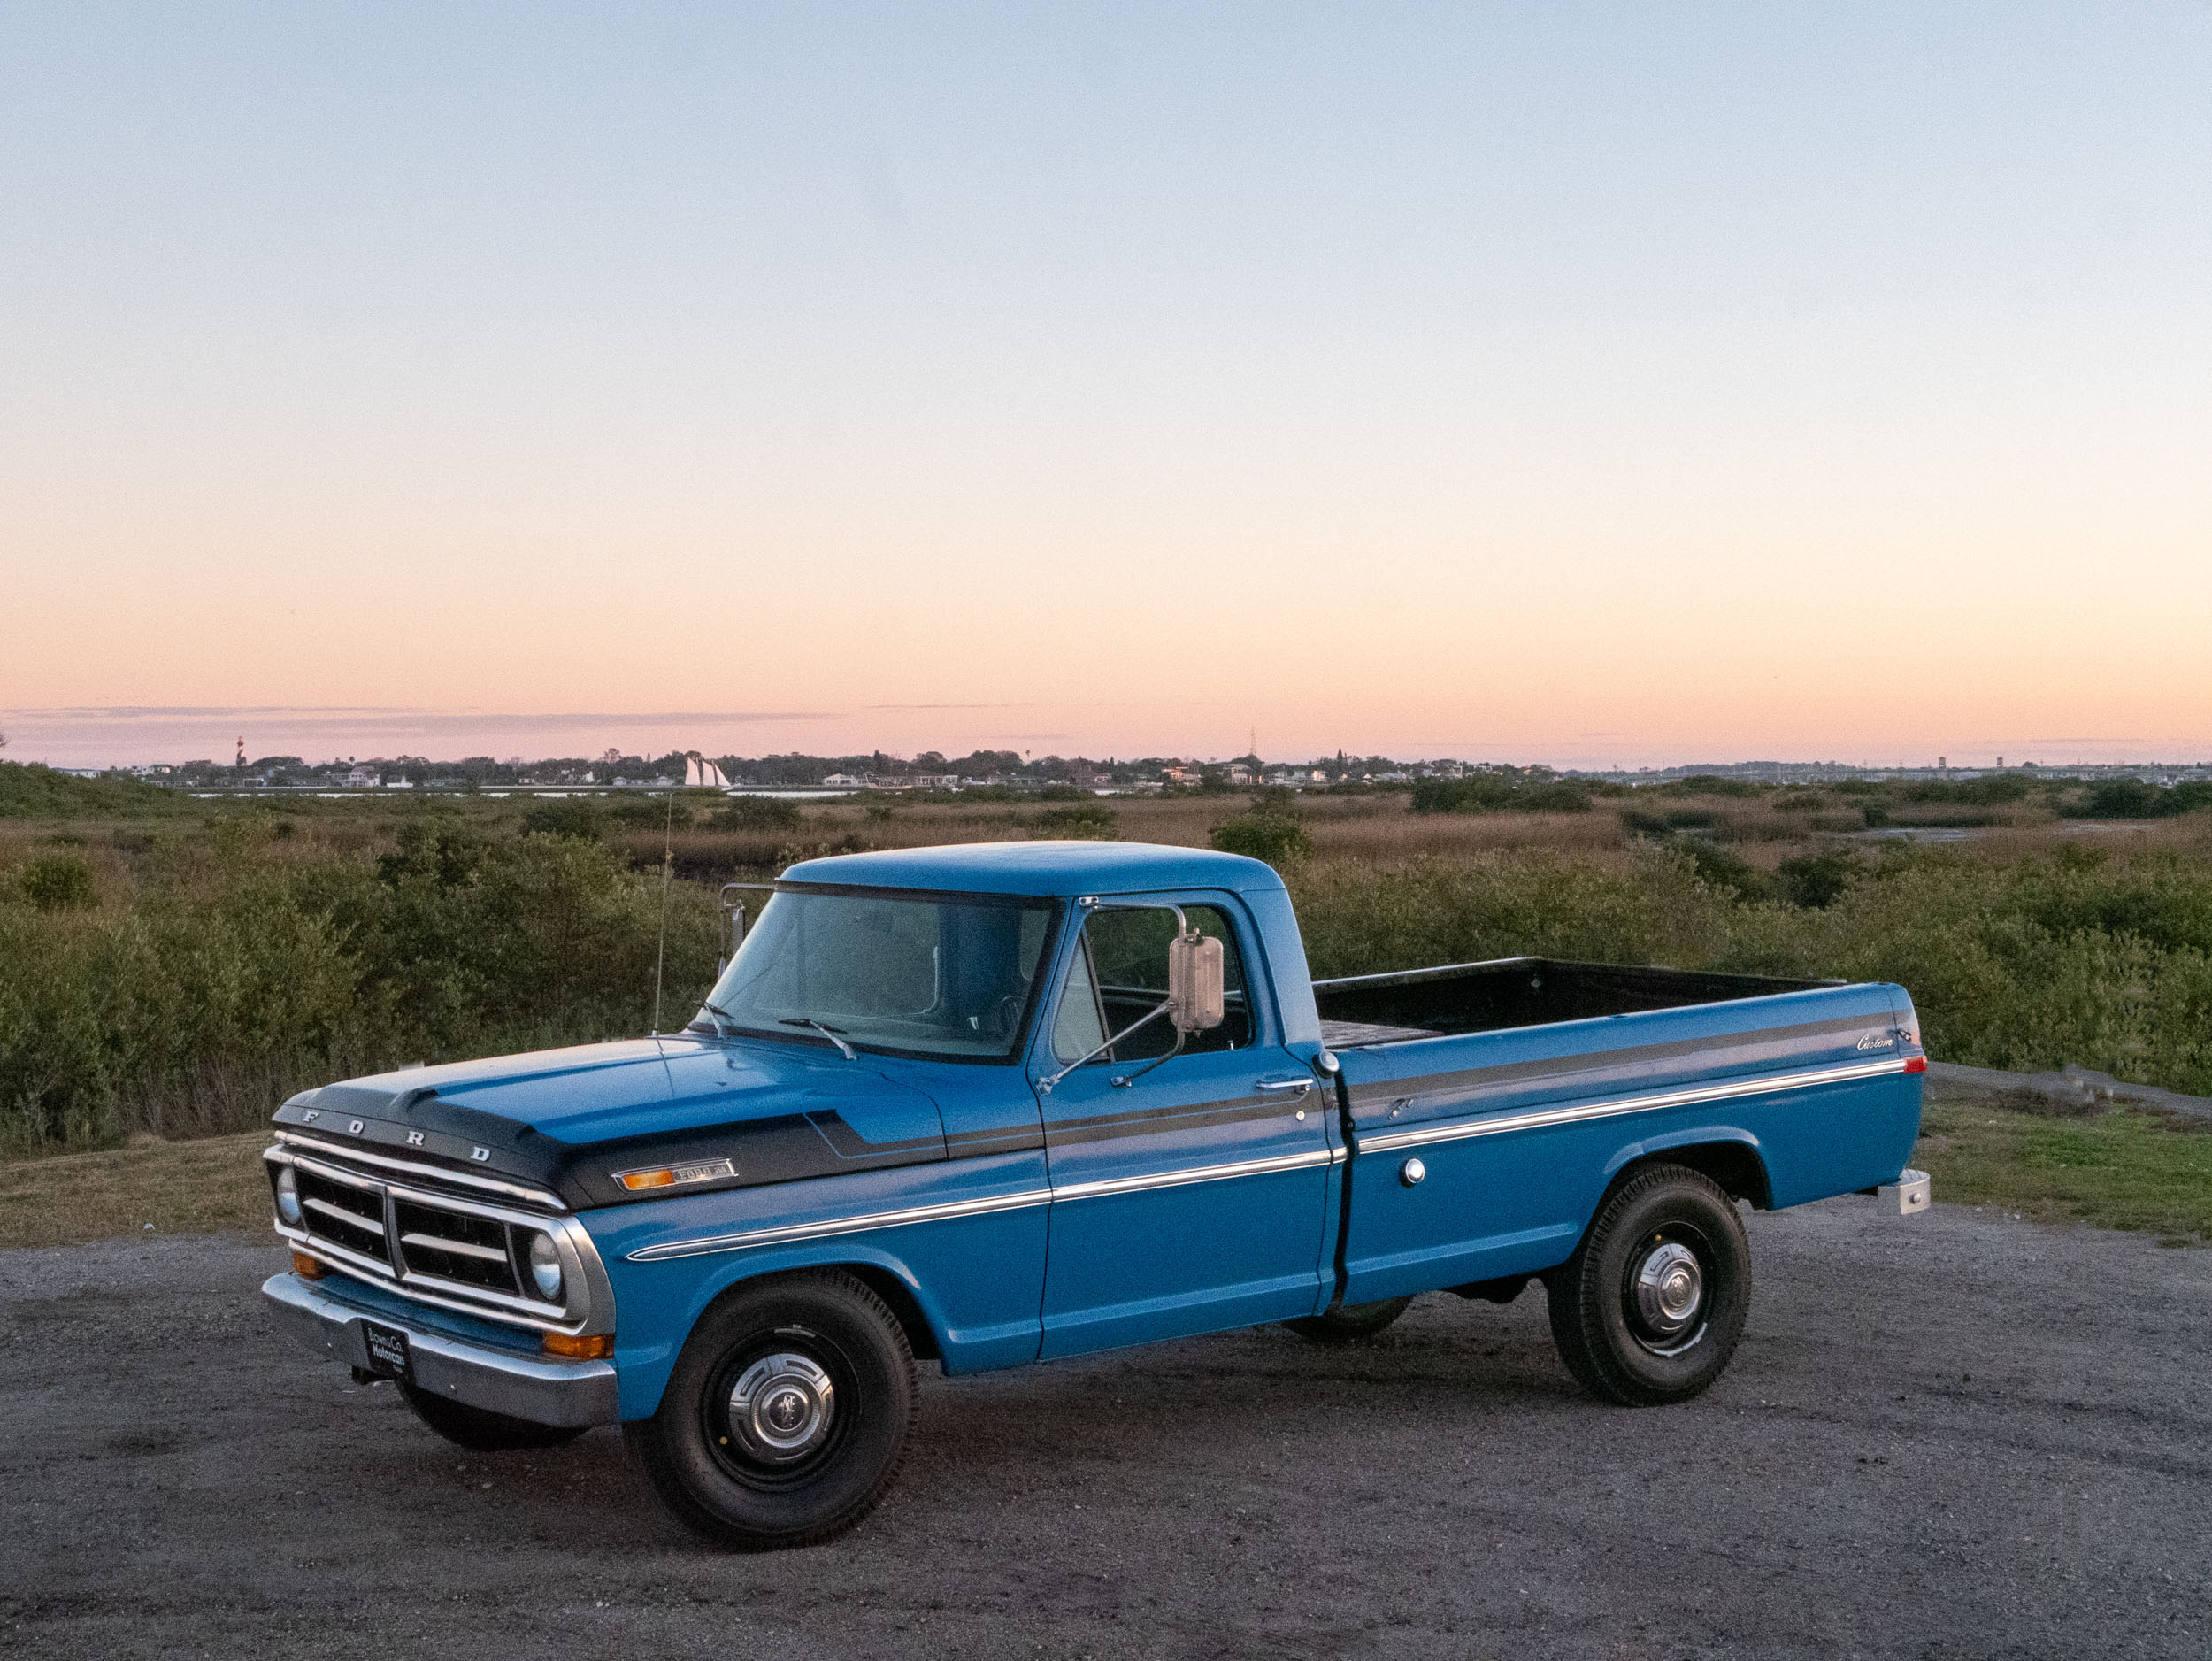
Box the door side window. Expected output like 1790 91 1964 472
1053 903 1253 1063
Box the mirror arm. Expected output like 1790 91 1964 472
1037 999 1171 1094
1110 1023 1186 1089
717 881 775 976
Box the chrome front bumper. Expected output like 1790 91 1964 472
262 1273 620 1428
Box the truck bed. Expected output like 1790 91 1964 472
1313 956 1828 1049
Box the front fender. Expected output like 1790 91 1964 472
581 1157 1050 1419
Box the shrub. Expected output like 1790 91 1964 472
16 855 97 911
2078 780 2212 820
1210 816 1312 865
709 796 803 832
1411 777 1591 815
1031 804 1118 841
0 760 184 819
1673 840 1772 904
1778 850 1860 909
1661 775 1763 798
521 799 606 840
605 796 687 830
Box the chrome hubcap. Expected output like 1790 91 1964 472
727 1352 835 1463
1632 1240 1703 1336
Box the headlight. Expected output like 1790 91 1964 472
526 1232 564 1301
274 1165 303 1227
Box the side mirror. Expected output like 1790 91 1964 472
717 884 750 975
1167 931 1225 1032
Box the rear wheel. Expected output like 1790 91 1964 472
625 1270 916 1550
1282 1296 1414 1344
399 1381 588 1451
1546 1163 1750 1406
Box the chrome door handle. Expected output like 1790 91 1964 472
1254 1077 1313 1100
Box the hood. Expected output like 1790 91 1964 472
271 1034 949 1211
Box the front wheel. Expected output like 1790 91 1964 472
1546 1163 1750 1406
625 1270 916 1550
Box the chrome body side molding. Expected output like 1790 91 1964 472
1355 1057 1915 1155
626 1146 1342 1263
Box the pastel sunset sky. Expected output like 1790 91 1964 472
4 4 2208 769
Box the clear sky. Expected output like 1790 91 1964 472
4 4 2208 770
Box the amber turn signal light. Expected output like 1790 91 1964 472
290 1249 326 1280
542 1332 613 1360
616 1168 677 1190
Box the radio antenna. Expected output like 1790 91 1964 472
650 792 674 1034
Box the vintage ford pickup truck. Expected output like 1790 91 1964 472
262 840 1929 1548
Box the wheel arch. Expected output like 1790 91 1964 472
618 1243 955 1420
1600 1129 1773 1211
691 1250 946 1364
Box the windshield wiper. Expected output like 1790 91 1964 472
780 1017 857 1060
689 1000 738 1039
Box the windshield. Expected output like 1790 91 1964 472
695 888 1057 1061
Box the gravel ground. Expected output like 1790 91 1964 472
3 1199 2208 1660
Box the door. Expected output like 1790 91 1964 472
1033 896 1333 1357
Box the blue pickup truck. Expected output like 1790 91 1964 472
262 840 1929 1548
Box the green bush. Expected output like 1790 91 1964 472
1030 804 1118 841
605 796 687 830
710 796 804 832
520 798 606 839
0 820 718 1155
1290 843 2212 1096
1673 840 1772 904
16 855 97 911
1210 816 1313 865
1777 850 1860 909
1411 777 1591 815
1659 775 1763 798
2078 780 2212 819
0 761 184 819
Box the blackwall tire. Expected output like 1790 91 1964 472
1546 1163 1750 1407
398 1382 589 1451
1282 1296 1414 1344
624 1269 916 1550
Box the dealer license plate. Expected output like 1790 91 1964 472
361 1321 412 1380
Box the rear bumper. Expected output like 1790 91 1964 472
261 1272 620 1428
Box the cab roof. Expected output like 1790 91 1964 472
779 840 1286 898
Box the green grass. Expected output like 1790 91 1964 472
0 1131 273 1249
1913 1092 2212 1244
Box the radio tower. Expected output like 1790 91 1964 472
235 736 246 769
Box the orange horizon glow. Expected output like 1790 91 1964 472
4 9 2207 771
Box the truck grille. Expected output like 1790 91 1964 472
393 1198 521 1296
295 1166 394 1269
270 1142 584 1331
